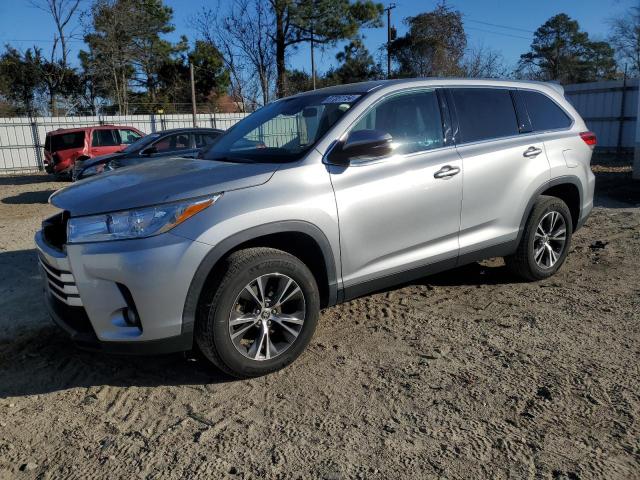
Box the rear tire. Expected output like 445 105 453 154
506 195 573 281
195 247 320 378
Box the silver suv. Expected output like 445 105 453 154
36 79 595 378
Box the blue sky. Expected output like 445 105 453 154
0 0 634 73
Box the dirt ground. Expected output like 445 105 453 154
0 165 639 479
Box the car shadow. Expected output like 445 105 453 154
591 160 640 208
421 261 523 287
0 174 64 186
0 326 234 398
2 189 56 205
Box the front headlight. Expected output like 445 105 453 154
67 195 221 243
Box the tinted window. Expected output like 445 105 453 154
48 131 85 152
195 132 221 148
351 90 443 155
520 90 572 131
92 129 119 147
118 129 142 144
152 133 191 153
452 88 518 143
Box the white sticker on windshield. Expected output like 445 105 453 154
322 94 361 104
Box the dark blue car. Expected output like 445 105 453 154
73 127 224 181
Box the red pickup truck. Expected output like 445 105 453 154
44 125 144 176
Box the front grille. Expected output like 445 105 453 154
42 212 68 251
39 255 82 307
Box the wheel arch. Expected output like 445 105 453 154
181 221 338 339
517 175 583 245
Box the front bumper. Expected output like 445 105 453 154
35 228 211 354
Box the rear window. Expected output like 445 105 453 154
92 129 120 147
520 90 572 131
47 131 85 152
451 88 519 144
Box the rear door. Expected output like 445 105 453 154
448 87 551 257
328 88 463 297
90 129 122 157
516 89 575 178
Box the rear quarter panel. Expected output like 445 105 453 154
532 88 595 217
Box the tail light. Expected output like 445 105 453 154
580 131 597 149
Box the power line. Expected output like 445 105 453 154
466 26 531 41
465 19 535 34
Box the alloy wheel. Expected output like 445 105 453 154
228 273 306 361
533 210 567 268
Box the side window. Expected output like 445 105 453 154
451 88 519 143
92 129 119 147
194 132 220 148
351 90 444 155
520 90 572 131
119 129 142 144
152 133 191 153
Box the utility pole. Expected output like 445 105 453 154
310 0 317 90
189 61 197 127
311 28 316 90
617 63 628 158
385 3 396 79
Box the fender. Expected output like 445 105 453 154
181 220 338 337
516 175 584 246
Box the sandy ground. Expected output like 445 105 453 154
0 166 639 479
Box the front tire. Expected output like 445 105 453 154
506 195 573 281
195 247 320 378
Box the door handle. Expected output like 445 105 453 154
523 146 543 158
434 165 461 179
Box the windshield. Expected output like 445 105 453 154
203 93 365 163
122 133 159 153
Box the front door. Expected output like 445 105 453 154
327 89 463 298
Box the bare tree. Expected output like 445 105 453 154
222 0 275 106
30 0 81 114
609 7 640 76
30 0 81 67
192 5 252 111
462 45 509 79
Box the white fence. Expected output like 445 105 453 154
0 113 248 174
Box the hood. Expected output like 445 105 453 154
51 157 278 216
81 152 126 168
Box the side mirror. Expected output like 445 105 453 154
141 146 157 156
329 130 393 165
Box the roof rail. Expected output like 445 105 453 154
545 81 565 96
